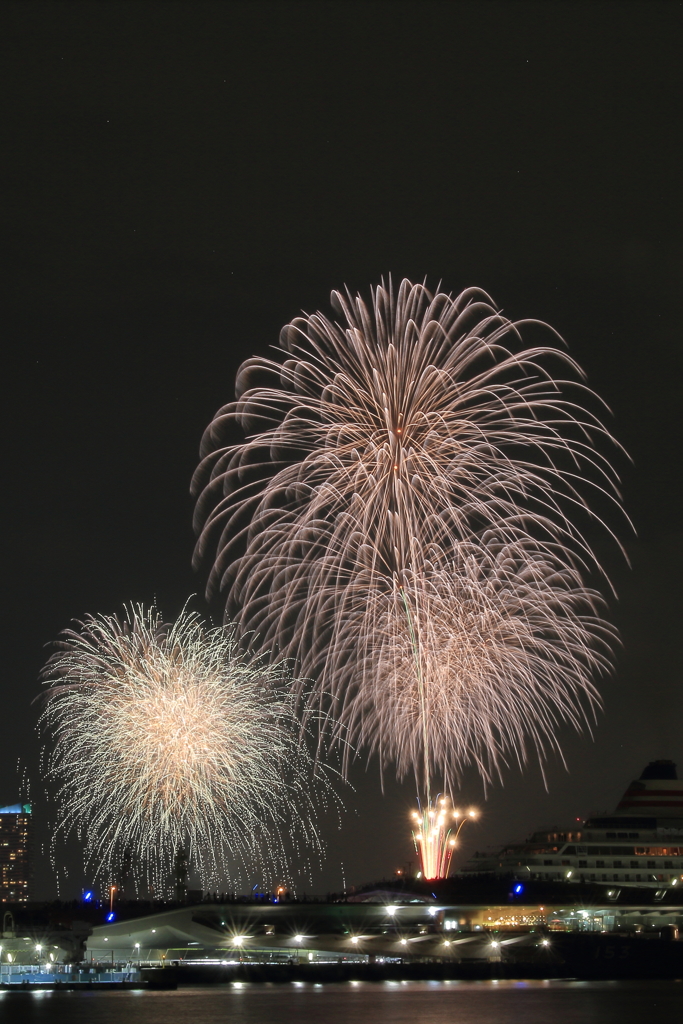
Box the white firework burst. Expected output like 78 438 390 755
40 604 330 891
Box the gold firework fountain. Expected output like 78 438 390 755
411 798 477 880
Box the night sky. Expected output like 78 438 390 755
2 0 682 898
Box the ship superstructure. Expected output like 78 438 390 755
462 761 683 887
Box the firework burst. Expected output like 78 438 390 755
411 797 477 880
40 604 329 892
192 278 625 787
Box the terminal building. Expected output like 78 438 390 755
462 761 683 887
0 803 32 903
79 882 683 966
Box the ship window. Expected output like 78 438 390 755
596 861 605 868
614 861 623 868
635 847 682 857
543 860 553 866
617 833 628 839
579 861 587 868
630 862 638 868
647 861 655 868
664 861 673 868
628 833 638 839
606 833 616 839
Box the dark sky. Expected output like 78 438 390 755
2 0 682 898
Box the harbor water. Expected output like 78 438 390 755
0 979 682 1023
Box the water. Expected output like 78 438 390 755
0 981 682 1024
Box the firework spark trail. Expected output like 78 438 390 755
192 279 626 787
411 798 477 880
40 605 330 891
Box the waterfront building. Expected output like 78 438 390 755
81 884 683 965
461 761 683 887
0 803 32 903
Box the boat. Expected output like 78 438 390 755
461 760 683 888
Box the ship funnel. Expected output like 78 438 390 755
614 761 683 817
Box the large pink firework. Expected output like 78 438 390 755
192 279 625 788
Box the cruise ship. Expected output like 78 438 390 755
462 760 683 887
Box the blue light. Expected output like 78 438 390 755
83 891 94 902
106 912 116 922
513 883 524 894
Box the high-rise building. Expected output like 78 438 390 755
0 803 32 902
